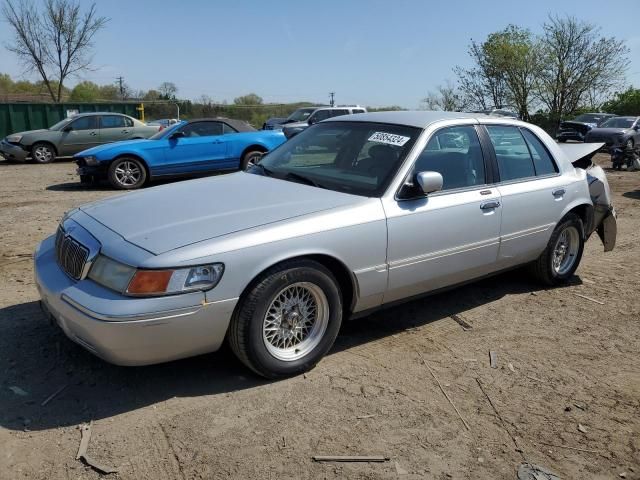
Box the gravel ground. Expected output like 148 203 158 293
0 155 638 480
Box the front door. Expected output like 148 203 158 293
159 121 228 175
384 125 502 303
59 115 100 155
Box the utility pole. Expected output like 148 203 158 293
329 92 335 107
116 76 125 99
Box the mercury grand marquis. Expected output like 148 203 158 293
34 111 617 378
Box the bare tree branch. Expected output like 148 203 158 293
2 0 108 102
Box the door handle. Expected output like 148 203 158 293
89 132 97 136
212 139 222 144
552 188 566 197
480 200 500 210
122 130 129 134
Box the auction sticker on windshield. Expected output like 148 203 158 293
368 132 411 147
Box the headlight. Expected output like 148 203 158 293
88 255 136 292
6 134 23 144
84 156 99 166
88 255 224 296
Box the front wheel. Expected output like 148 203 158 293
529 213 584 285
240 150 264 170
31 143 56 163
228 259 343 379
108 157 147 190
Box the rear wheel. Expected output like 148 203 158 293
31 143 56 164
228 259 343 379
108 157 147 190
529 213 584 285
240 150 264 170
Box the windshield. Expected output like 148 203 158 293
601 117 635 129
149 121 186 140
49 118 72 130
250 121 421 197
286 108 316 122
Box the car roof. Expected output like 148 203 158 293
329 110 492 128
72 112 130 117
185 117 256 132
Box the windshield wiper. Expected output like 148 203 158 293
283 171 326 189
249 163 274 177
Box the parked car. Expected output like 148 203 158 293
35 111 616 378
282 106 367 139
262 117 287 130
0 113 159 163
556 113 617 143
146 118 180 130
74 117 286 189
584 116 640 150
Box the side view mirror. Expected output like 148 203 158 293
415 171 443 194
63 125 73 132
170 131 185 140
307 116 317 125
633 125 639 131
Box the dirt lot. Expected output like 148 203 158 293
0 155 638 480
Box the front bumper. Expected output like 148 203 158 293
75 157 109 179
556 132 585 142
0 140 29 161
34 235 238 366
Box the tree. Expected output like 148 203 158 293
421 81 467 111
233 93 263 105
536 15 628 130
2 0 108 102
482 26 539 120
98 84 119 100
454 38 508 110
602 87 640 116
69 80 99 101
158 82 177 100
143 89 161 101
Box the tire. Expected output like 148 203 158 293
228 259 343 379
529 213 584 286
240 150 264 170
31 142 56 164
107 157 147 190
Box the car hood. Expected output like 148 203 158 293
7 129 49 139
76 138 152 156
77 172 364 255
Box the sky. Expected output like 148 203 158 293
0 0 638 108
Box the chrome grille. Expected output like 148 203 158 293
55 227 89 280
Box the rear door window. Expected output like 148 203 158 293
180 121 223 137
520 129 558 176
486 126 535 181
100 115 127 129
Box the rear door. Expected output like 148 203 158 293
159 121 228 175
483 125 567 267
59 116 99 155
99 115 135 144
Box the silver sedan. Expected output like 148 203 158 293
34 111 617 378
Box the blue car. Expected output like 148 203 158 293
74 118 286 189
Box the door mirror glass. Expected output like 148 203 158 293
415 171 443 194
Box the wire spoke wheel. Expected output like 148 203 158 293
114 160 142 186
262 282 329 361
551 226 580 275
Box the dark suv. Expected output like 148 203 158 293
281 106 367 139
556 113 617 143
